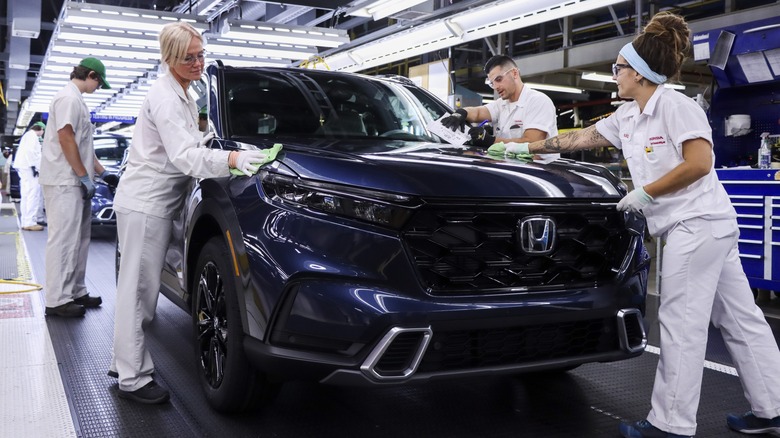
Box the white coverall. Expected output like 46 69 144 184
111 73 232 392
40 82 97 308
484 86 560 162
596 86 780 436
13 130 45 227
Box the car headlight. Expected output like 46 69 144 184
262 174 420 229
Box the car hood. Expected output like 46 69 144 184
247 138 623 199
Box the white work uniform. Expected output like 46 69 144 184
40 82 96 308
111 72 232 392
596 86 780 436
485 86 560 161
13 130 44 227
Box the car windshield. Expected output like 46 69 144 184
222 69 450 142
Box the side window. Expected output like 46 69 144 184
225 72 318 137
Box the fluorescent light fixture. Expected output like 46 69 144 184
444 19 464 38
581 71 686 90
348 0 428 21
216 57 291 68
347 52 365 66
63 3 208 33
220 19 349 49
326 0 625 72
208 38 317 60
525 83 584 94
197 0 222 16
581 71 615 82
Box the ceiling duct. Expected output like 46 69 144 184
9 0 42 38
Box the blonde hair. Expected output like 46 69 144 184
159 22 203 68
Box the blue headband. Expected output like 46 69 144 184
619 42 667 85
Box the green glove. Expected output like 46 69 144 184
487 142 530 156
230 143 283 176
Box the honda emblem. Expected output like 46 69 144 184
518 216 556 255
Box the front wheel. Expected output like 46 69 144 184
192 236 276 413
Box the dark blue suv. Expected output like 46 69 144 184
155 63 649 413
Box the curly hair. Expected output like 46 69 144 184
631 11 691 82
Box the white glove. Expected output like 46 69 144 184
617 187 654 212
235 150 269 176
199 131 215 147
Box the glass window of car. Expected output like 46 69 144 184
222 70 450 143
94 137 128 167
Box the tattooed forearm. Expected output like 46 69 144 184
530 125 610 153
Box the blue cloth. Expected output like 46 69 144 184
619 42 668 85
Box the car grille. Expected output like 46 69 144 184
403 202 633 295
417 317 616 372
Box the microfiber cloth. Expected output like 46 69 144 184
230 143 283 176
486 142 533 161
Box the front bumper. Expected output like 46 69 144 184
244 271 647 386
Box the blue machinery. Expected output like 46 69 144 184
694 17 780 292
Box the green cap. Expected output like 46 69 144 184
33 121 46 129
78 57 111 90
199 106 208 117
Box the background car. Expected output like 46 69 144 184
136 64 650 413
9 134 129 227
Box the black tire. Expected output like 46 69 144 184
192 236 276 413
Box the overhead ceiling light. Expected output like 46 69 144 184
347 52 364 66
63 3 207 33
581 72 615 82
525 83 585 94
581 71 686 90
444 19 464 38
220 19 350 49
326 0 624 72
208 38 317 60
348 0 428 21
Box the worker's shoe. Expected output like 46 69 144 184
36 221 47 227
73 294 102 308
45 302 86 317
107 370 118 378
727 411 780 435
619 420 692 438
118 380 170 404
21 225 44 231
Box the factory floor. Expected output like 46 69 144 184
2 190 779 438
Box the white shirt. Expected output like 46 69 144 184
40 82 94 186
114 73 232 219
485 86 560 160
596 86 736 237
13 130 42 169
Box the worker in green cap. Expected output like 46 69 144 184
13 121 47 231
39 56 118 318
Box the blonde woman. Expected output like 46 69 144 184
110 22 266 404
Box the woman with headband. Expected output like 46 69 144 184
491 11 780 438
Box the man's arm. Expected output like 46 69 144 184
93 154 106 175
460 106 492 124
496 127 547 145
528 125 611 154
57 125 88 177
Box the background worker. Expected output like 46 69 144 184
440 54 559 162
13 121 46 231
110 21 269 405
505 11 780 438
40 57 118 318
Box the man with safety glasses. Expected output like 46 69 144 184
441 55 559 161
